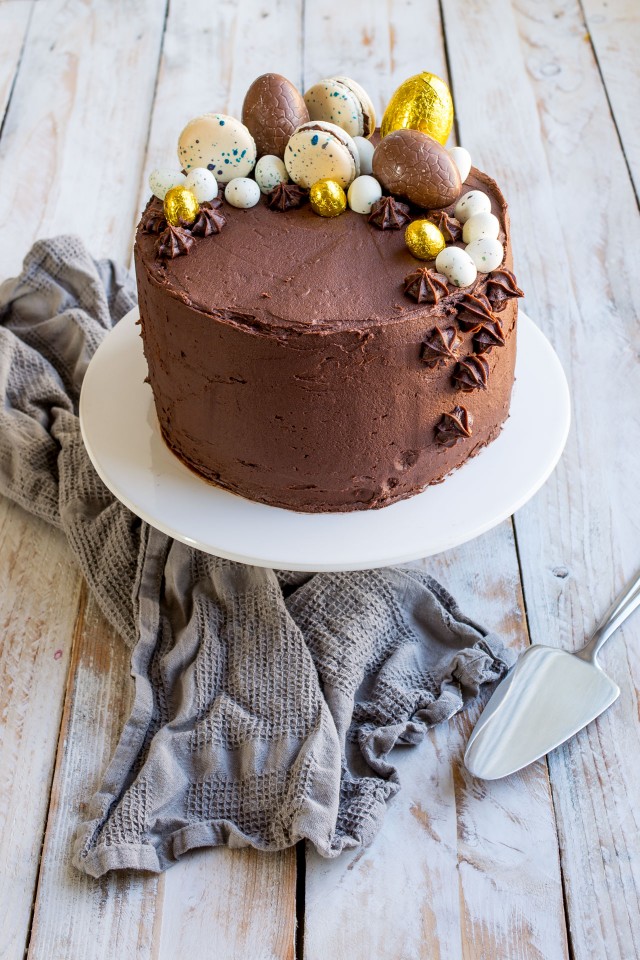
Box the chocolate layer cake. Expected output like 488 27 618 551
135 165 519 513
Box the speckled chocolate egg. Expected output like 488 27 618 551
242 73 309 159
372 129 461 210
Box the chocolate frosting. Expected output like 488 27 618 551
486 268 524 311
368 196 411 230
135 166 518 512
421 325 461 367
156 224 195 259
456 292 496 331
435 405 474 447
190 202 226 236
429 210 463 243
452 354 490 392
404 268 449 304
267 182 308 211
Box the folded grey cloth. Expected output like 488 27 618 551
0 236 514 877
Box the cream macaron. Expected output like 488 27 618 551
285 121 360 189
303 76 376 139
178 113 257 184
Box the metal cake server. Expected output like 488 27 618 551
465 569 640 780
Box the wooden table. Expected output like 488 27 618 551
1 0 639 957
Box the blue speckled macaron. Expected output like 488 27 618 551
177 113 257 184
303 77 376 138
284 120 360 189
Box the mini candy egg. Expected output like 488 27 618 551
347 175 382 215
353 136 375 175
462 211 500 244
184 167 218 203
149 168 186 200
224 177 261 208
454 190 491 224
242 73 309 159
163 186 199 226
309 178 347 217
405 219 446 260
381 72 453 144
466 237 504 273
304 76 376 138
255 155 289 194
448 146 471 184
372 129 461 209
435 246 477 287
178 113 257 184
285 121 360 189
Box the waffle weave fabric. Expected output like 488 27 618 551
0 236 514 877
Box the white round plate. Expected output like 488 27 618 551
80 308 570 571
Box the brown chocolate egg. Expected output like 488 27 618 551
242 73 309 159
372 129 462 209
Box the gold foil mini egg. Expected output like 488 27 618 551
405 219 446 260
163 186 200 226
381 72 454 145
309 178 347 217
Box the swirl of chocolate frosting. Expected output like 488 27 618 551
452 354 490 392
267 183 308 211
485 268 524 311
404 268 450 304
435 405 473 447
368 196 411 230
156 224 196 259
473 318 506 353
456 292 496 332
428 210 463 243
190 202 227 237
421 325 461 368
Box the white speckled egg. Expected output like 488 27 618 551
347 175 382 214
462 211 500 244
255 155 289 194
435 246 477 287
455 190 491 223
466 237 504 273
149 168 186 200
184 167 218 202
224 177 261 208
447 146 471 184
178 113 257 184
353 136 375 175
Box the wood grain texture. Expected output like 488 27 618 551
442 0 640 957
0 0 167 277
0 0 32 127
0 503 81 960
581 0 640 198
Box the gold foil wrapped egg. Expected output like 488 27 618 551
163 186 199 226
381 72 454 145
309 178 347 217
405 220 446 260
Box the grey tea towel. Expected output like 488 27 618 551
0 237 514 877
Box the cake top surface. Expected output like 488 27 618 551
136 167 508 334
135 69 521 335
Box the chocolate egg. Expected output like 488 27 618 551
242 73 309 159
372 129 461 209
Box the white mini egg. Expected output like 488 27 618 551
466 237 504 273
462 211 500 244
435 246 477 287
454 190 491 224
347 175 382 215
353 136 375 175
184 167 218 203
224 177 261 209
447 146 472 184
149 168 186 200
255 155 289 194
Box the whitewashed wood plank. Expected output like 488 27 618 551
0 0 32 125
582 0 640 198
0 502 82 960
131 0 304 263
441 1 640 958
304 526 569 960
26 590 161 960
0 0 167 277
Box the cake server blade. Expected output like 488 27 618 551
464 568 640 780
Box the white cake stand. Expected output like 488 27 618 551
79 307 570 571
